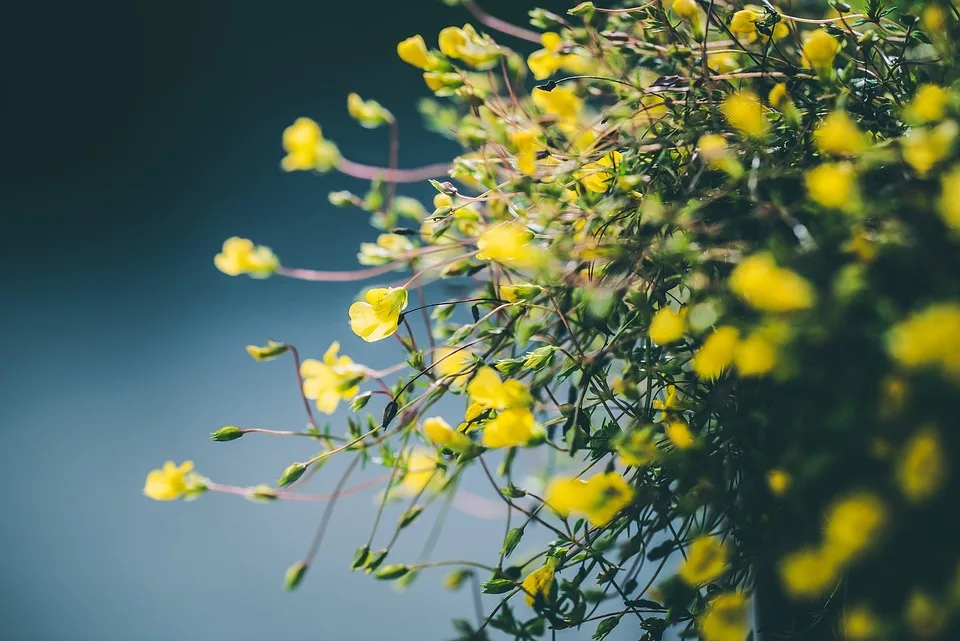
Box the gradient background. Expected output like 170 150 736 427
2 1 643 639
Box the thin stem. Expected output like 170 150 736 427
462 0 542 43
337 157 450 183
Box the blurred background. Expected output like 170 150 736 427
0 1 643 640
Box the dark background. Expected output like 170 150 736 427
0 1 639 641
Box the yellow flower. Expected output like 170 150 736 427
545 472 634 527
897 427 948 502
823 492 887 562
578 151 623 193
521 560 557 606
481 407 543 448
476 223 544 268
730 6 788 44
721 91 769 139
281 117 340 172
939 165 960 232
698 133 743 177
500 282 541 302
735 332 778 377
422 71 463 93
887 302 960 379
300 342 364 414
672 0 704 36
730 253 815 313
805 162 860 211
707 52 738 74
396 35 442 71
902 120 958 176
697 592 749 641
766 469 792 496
779 546 841 598
467 366 533 410
679 536 729 586
423 416 473 452
347 93 391 129
348 287 409 342
144 461 198 501
814 111 867 156
532 86 584 124
693 326 740 380
906 84 950 124
905 590 949 638
665 421 695 449
358 233 414 266
438 24 500 68
527 32 590 80
509 127 542 176
802 30 841 71
843 606 881 640
651 384 679 420
434 346 475 387
923 5 947 35
649 306 687 345
768 82 788 109
400 449 441 495
617 428 660 468
214 237 279 278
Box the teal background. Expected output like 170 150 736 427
1 1 645 640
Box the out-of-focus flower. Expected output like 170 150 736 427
697 592 749 641
730 6 788 43
545 471 633 526
467 366 533 410
730 253 815 313
347 93 392 129
802 30 841 72
434 346 475 387
823 492 887 562
842 606 881 640
722 91 769 139
766 469 792 496
396 35 443 71
399 449 441 495
649 306 687 345
902 120 957 176
144 461 201 501
617 428 659 468
527 32 590 80
779 546 841 598
358 233 414 266
905 84 949 124
904 590 949 637
679 536 729 586
214 237 279 278
476 223 545 268
438 24 500 68
938 165 960 231
482 407 543 448
805 162 860 211
665 421 695 449
300 342 365 414
814 112 867 156
578 151 623 192
693 326 740 380
281 117 340 172
887 302 960 379
897 427 947 502
423 416 473 452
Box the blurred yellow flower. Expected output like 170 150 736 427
735 332 778 377
665 421 695 449
521 560 557 606
843 605 881 640
823 492 887 562
281 117 340 172
779 546 841 598
698 133 743 177
617 428 660 468
500 282 541 302
214 237 279 278
300 342 364 414
939 165 960 231
707 52 738 74
438 24 500 68
805 161 859 211
481 407 543 448
897 427 947 502
400 449 441 495
358 233 414 266
423 416 473 452
545 472 633 527
649 306 687 345
721 91 769 139
887 302 960 379
802 30 840 71
697 592 749 641
730 253 815 313
527 32 590 80
672 0 704 36
434 346 474 387
905 84 949 124
532 86 584 124
467 366 533 410
730 6 788 43
476 222 544 268
814 111 867 156
509 127 542 176
396 35 443 71
679 536 729 586
578 151 623 193
693 326 740 380
766 469 792 496
902 120 957 176
905 590 949 637
652 384 679 420
347 93 391 129
144 461 197 501
349 287 408 342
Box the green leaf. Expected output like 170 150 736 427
375 564 410 580
592 616 622 640
364 548 389 572
480 578 516 594
350 544 370 571
398 505 425 529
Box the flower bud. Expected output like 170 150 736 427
210 425 244 442
278 462 307 487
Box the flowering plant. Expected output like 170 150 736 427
147 0 960 639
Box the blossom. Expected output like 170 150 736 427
396 35 442 71
779 546 841 598
578 151 623 193
358 233 414 266
766 469 792 496
652 384 679 420
481 408 544 448
697 592 749 641
423 416 473 452
214 237 279 278
823 492 887 562
730 6 788 43
434 346 475 387
904 591 949 637
721 91 769 139
814 111 867 156
902 120 958 176
467 366 533 410
281 117 340 172
896 427 947 502
842 606 881 640
532 85 584 125
545 471 634 527
805 162 860 211
347 93 392 129
679 536 729 586
649 306 687 345
617 428 659 468
693 326 740 380
438 24 500 68
521 561 556 606
887 302 960 379
527 32 590 80
698 134 743 177
939 165 960 231
348 287 409 342
300 342 364 414
509 127 542 176
735 332 778 377
665 421 695 449
672 0 704 36
500 282 541 302
707 52 738 74
730 253 814 313
399 449 441 495
144 461 199 501
802 30 840 71
476 223 544 268
905 84 949 124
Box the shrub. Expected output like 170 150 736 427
146 1 960 639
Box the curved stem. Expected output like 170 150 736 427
462 0 543 43
337 157 450 183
